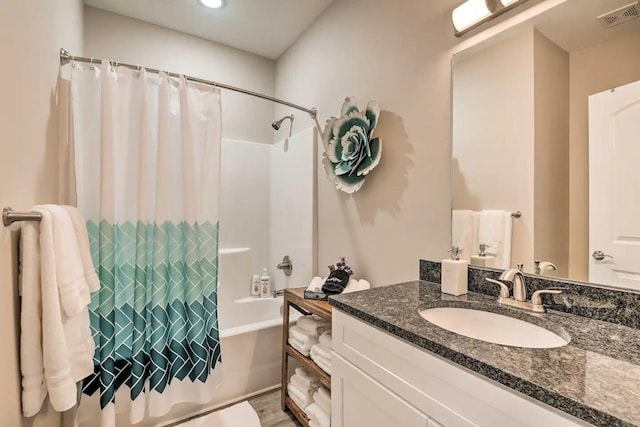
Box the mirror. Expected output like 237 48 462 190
451 0 640 289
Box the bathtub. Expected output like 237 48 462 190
103 248 298 427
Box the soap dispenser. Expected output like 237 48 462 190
441 246 468 296
470 243 497 268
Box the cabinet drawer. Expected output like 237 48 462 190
333 353 430 427
332 310 588 427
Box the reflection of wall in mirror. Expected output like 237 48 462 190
569 30 640 281
452 28 570 275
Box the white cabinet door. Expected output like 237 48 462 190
589 79 640 289
332 353 431 427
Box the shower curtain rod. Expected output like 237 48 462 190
59 49 317 119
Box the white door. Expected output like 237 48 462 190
589 80 640 289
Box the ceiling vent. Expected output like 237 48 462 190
597 1 640 28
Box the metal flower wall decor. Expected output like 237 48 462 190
322 97 382 194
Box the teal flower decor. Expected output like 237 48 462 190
322 97 382 194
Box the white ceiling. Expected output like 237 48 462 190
83 0 336 59
533 0 640 52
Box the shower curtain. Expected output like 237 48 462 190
63 60 222 426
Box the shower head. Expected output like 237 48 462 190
272 114 294 131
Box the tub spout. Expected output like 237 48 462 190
272 289 286 298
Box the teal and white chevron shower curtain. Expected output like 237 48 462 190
65 60 222 426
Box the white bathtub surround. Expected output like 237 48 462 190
269 127 317 291
175 401 260 427
65 60 223 426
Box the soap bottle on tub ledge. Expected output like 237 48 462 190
441 246 468 296
260 268 271 298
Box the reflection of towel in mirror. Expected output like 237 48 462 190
478 210 512 269
452 210 474 261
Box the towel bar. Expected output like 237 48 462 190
2 207 42 227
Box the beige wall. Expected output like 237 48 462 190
274 0 460 285
568 30 640 280
533 30 569 277
84 7 276 143
0 0 84 426
452 29 535 270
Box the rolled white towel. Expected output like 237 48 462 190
343 278 371 294
290 325 320 346
288 382 313 409
291 373 320 394
306 403 330 427
318 331 332 349
313 387 331 416
297 315 331 336
306 276 325 293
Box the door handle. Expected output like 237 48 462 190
592 250 614 261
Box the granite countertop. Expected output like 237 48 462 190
329 281 640 427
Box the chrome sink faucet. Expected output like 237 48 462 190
486 269 563 313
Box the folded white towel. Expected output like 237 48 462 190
478 210 513 269
290 325 321 346
452 210 474 262
318 331 332 349
288 382 313 409
33 208 97 413
291 372 320 393
295 367 319 385
313 387 331 416
288 336 313 357
311 343 332 361
310 348 332 375
20 221 47 417
306 276 325 293
306 403 330 427
297 315 331 336
63 206 100 293
39 205 91 316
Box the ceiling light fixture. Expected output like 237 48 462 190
452 0 529 37
198 0 224 9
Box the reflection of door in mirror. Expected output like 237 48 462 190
589 80 640 290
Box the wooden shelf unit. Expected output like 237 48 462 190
281 287 332 427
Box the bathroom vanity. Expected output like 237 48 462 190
329 280 640 427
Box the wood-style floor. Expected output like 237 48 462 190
248 389 303 427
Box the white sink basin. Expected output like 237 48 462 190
419 307 569 349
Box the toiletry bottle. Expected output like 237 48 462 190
251 274 260 296
441 246 468 296
260 268 271 298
